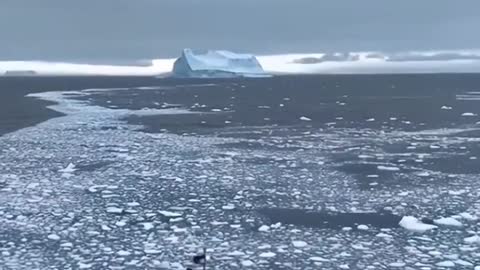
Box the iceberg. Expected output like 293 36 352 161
172 49 268 78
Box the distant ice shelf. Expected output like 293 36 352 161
172 49 269 78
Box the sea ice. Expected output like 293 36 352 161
433 217 462 227
399 216 437 233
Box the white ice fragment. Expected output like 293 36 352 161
227 251 245 256
436 261 455 267
376 233 392 238
271 222 282 229
399 216 437 233
159 210 182 217
47 234 60 241
142 222 155 230
377 165 400 171
388 262 406 267
357 224 369 231
117 250 131 256
222 204 235 210
258 244 271 250
433 217 463 227
258 225 270 232
241 260 255 267
78 262 93 269
460 212 478 221
292 241 308 248
300 116 312 121
441 106 452 110
259 251 276 258
464 235 480 244
462 112 477 116
106 207 124 214
127 202 140 207
309 257 330 262
144 249 162 255
455 260 473 267
59 163 77 173
366 118 375 122
339 264 350 269
116 220 127 227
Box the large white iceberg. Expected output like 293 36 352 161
172 49 267 78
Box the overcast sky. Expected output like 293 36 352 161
1 0 480 61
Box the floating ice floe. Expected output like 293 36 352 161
433 217 463 227
105 207 124 214
159 210 182 217
258 225 270 232
464 235 480 244
459 212 478 221
59 163 77 173
388 262 406 267
292 241 308 248
462 112 477 117
47 234 61 241
377 165 400 172
436 261 455 267
399 216 437 233
259 252 276 258
357 224 369 230
300 116 312 121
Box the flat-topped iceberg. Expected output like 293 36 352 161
172 49 268 78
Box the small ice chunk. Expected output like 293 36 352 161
433 217 462 227
460 212 478 221
241 260 255 267
376 233 392 238
399 216 437 233
464 235 480 244
117 250 131 256
259 251 276 258
309 257 330 262
271 222 282 229
441 106 452 110
142 222 154 230
106 207 124 214
144 249 162 255
159 210 182 217
366 118 375 122
47 234 60 241
357 224 369 231
462 112 477 116
377 165 400 171
116 220 127 227
388 262 406 267
258 225 270 232
222 204 235 210
300 116 312 121
292 241 308 248
59 163 77 173
455 260 473 267
78 262 93 269
436 261 455 267
228 251 245 256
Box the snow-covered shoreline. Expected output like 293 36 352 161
2 49 480 77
